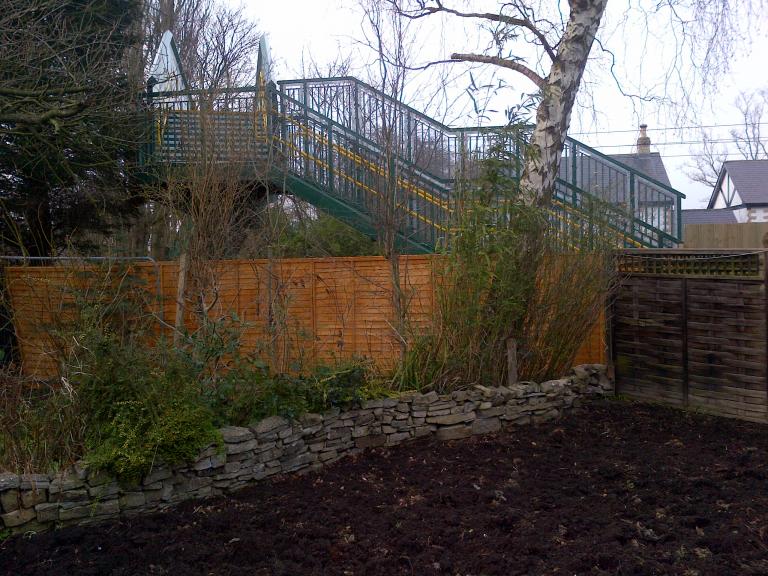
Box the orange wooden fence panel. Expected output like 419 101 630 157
5 255 605 380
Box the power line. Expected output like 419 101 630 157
570 122 768 136
643 152 762 159
589 138 768 149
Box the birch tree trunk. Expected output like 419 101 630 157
521 0 608 207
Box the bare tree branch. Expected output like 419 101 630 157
450 52 545 88
389 0 557 61
687 89 768 188
0 102 87 128
140 0 261 91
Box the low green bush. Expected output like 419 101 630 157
0 373 86 475
86 397 219 485
60 325 218 483
1 269 390 480
204 357 381 426
1 316 386 480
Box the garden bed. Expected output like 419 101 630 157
3 400 768 575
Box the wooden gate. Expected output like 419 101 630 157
612 249 768 423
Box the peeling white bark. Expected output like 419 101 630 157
520 0 608 207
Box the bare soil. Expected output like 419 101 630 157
3 399 768 575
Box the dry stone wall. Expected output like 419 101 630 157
0 364 612 535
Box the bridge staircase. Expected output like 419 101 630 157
144 75 684 252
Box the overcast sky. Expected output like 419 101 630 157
246 0 768 208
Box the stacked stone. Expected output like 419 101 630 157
0 364 612 536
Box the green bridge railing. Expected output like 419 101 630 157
143 77 684 251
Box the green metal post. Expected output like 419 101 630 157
353 82 361 205
571 142 578 205
303 80 310 179
353 83 360 134
279 89 288 163
629 173 637 244
406 111 412 163
328 120 334 195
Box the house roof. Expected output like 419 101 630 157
682 208 738 226
707 159 768 208
608 152 672 187
558 151 674 205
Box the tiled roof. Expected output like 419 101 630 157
682 209 738 226
558 152 674 205
608 152 672 187
721 160 768 206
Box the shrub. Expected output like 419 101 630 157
0 264 391 478
205 358 380 426
0 371 86 474
86 396 219 485
61 324 219 483
395 126 617 392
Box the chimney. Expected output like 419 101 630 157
637 124 651 154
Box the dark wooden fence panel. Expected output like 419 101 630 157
613 250 768 423
613 276 686 405
686 279 767 422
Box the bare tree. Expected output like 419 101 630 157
141 0 261 90
357 0 424 355
387 0 606 206
0 0 140 130
688 90 768 188
126 0 262 258
0 0 144 257
387 0 763 207
155 105 265 345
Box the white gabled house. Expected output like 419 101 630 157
702 160 768 223
680 160 768 227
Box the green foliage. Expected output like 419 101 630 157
65 293 380 480
0 266 220 481
396 125 617 392
63 322 218 483
0 263 387 478
86 397 219 485
0 373 85 475
205 358 378 425
396 129 544 391
308 363 374 409
0 264 154 474
277 212 379 258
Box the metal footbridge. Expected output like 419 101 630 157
143 57 683 253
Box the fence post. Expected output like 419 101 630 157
764 252 768 413
681 277 689 406
267 246 276 370
629 172 637 243
506 338 518 386
173 252 189 348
